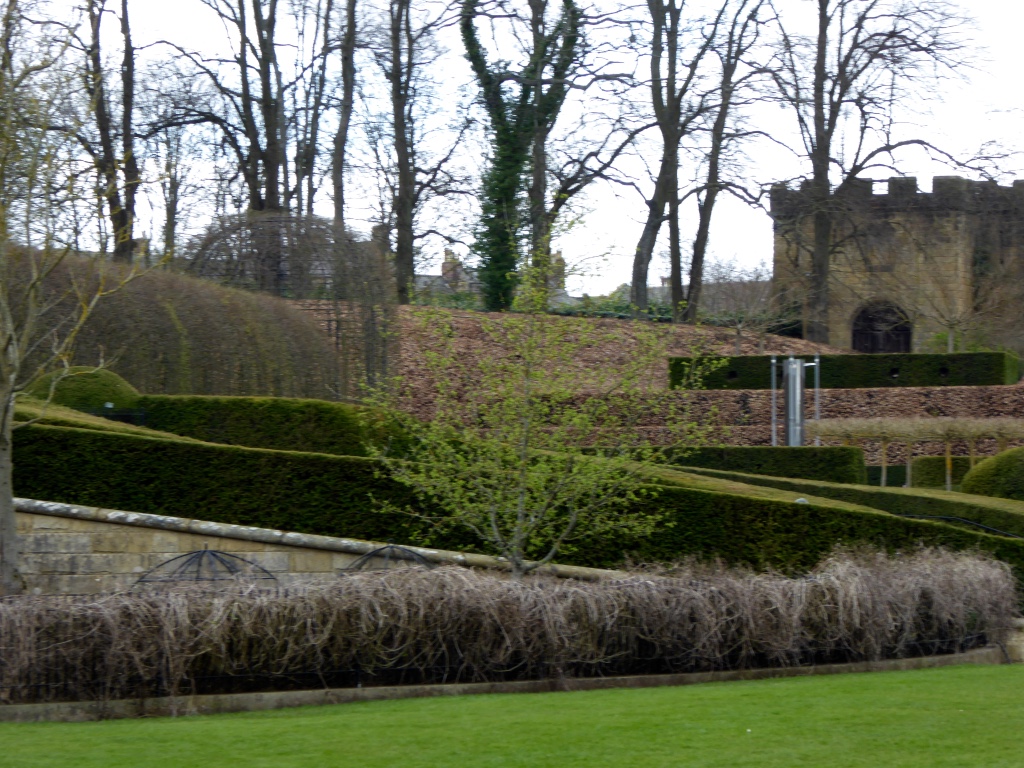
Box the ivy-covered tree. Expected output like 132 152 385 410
461 0 581 310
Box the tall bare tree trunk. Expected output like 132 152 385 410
119 0 139 259
389 0 415 303
332 0 357 230
86 0 134 262
0 393 19 595
630 154 672 312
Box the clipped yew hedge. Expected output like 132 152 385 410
136 395 405 457
911 456 973 489
669 352 1021 390
51 263 343 399
12 424 434 546
962 449 1024 501
670 446 866 484
683 467 1024 541
26 368 141 412
15 423 1024 574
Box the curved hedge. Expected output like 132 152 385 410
671 446 866 484
962 449 1024 501
137 395 405 456
26 368 140 412
684 467 1024 540
15 423 1024 574
45 260 343 399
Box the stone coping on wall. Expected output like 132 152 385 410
0 645 1008 723
14 498 620 583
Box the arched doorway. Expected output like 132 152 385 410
851 303 912 353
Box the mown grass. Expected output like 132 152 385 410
3 665 1023 767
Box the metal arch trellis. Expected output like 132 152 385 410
342 544 437 572
133 548 278 587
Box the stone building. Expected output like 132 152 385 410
771 176 1024 352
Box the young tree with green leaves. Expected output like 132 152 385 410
367 270 719 576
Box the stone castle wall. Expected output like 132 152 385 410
771 176 1024 350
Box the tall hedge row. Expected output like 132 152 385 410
136 395 403 456
15 423 1024 574
669 352 1021 390
48 262 343 399
671 446 866 484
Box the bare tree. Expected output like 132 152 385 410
0 0 145 593
682 0 766 323
50 0 141 263
699 259 788 353
768 0 969 344
630 0 717 313
161 0 292 292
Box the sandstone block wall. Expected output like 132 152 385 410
13 499 612 595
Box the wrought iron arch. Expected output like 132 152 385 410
133 548 278 588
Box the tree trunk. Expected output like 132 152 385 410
86 0 133 262
667 167 684 321
528 121 552 308
805 0 832 344
631 152 673 312
332 0 357 230
0 393 20 595
119 0 139 261
390 0 415 304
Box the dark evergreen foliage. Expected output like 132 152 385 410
669 352 1022 390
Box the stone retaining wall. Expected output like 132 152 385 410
14 498 615 594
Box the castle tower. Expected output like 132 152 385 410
771 176 1024 351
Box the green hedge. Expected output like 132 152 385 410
962 449 1024 501
26 368 140 412
136 395 405 457
910 456 973 489
669 352 1021 390
866 465 907 487
669 446 866 484
15 423 1024 575
13 424 435 546
682 467 1024 540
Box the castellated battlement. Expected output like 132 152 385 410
770 176 1024 219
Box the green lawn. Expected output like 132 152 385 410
4 665 1023 767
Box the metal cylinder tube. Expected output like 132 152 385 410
782 357 805 447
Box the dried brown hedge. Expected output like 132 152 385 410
0 548 1014 705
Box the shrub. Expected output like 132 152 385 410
911 456 973 489
669 446 866 484
962 449 1024 501
137 395 406 456
0 549 1013 704
15 423 1024 575
25 367 140 412
669 352 1021 390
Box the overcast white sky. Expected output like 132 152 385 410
129 0 1024 297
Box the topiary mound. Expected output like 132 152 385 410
28 255 344 400
961 449 1024 501
26 367 140 413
